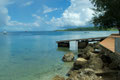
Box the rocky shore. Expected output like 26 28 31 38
53 43 120 80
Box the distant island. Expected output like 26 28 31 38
56 27 118 31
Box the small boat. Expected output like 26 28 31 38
3 31 7 35
84 31 89 33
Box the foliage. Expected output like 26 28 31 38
56 27 117 31
90 0 120 32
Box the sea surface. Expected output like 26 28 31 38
0 31 118 80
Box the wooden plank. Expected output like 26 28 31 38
56 37 107 43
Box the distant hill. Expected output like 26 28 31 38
56 27 117 31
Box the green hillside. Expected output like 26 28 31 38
56 27 117 31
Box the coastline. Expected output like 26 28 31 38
55 27 118 31
53 36 120 80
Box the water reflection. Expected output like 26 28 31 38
57 47 70 52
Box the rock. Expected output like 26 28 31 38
78 51 97 60
66 68 102 80
78 52 85 57
88 56 103 70
52 75 65 80
78 52 90 60
79 45 94 53
100 54 112 67
67 70 78 77
62 52 75 62
85 46 94 53
76 58 87 62
93 44 101 49
77 69 102 80
78 45 95 60
109 60 120 70
73 58 88 69
88 43 94 47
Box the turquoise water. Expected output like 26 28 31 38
0 31 118 80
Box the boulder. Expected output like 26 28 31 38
77 69 102 80
93 44 101 49
76 58 87 62
67 70 78 77
109 60 120 70
66 68 102 80
85 46 94 53
52 75 65 80
78 52 88 59
78 45 95 60
88 43 94 47
78 51 96 60
73 58 88 69
62 52 75 62
100 54 112 67
88 56 103 70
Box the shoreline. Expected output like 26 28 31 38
53 41 120 80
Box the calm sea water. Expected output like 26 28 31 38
0 31 118 80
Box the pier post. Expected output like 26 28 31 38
69 41 78 51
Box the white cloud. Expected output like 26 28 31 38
0 0 12 27
43 5 58 14
0 0 54 31
22 1 33 7
32 14 41 19
49 0 94 27
8 14 44 27
0 0 28 27
8 21 27 26
0 0 94 31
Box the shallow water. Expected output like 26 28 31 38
0 31 118 80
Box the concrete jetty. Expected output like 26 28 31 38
57 37 107 49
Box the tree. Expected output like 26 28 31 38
90 0 120 34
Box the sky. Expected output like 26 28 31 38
0 0 94 31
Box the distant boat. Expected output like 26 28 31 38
3 31 7 35
84 31 89 33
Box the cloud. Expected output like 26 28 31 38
0 0 41 28
43 5 58 14
32 14 41 20
0 0 94 31
0 0 26 28
22 1 33 7
8 14 45 27
49 0 94 27
0 0 12 27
